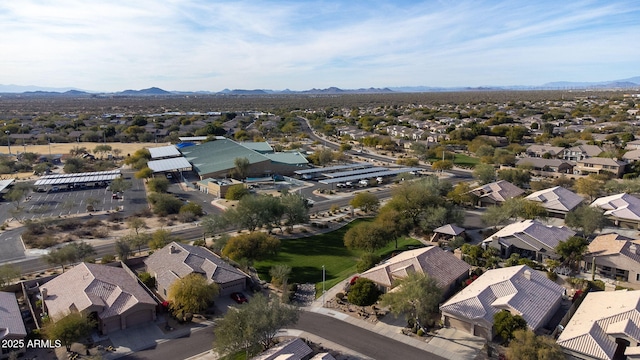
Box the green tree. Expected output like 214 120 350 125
279 193 310 231
506 329 565 360
93 144 112 159
556 236 589 271
109 177 133 194
564 205 607 235
147 177 170 193
5 182 33 211
473 163 496 184
222 232 280 261
224 184 249 200
269 264 292 301
231 157 250 180
115 239 132 260
126 217 146 235
497 168 531 188
380 272 442 329
0 264 20 289
180 202 204 217
44 242 97 272
44 312 95 351
148 193 183 216
356 252 381 273
574 177 603 202
168 273 219 315
214 293 299 357
431 159 454 171
347 277 380 306
350 192 380 213
149 229 175 250
493 310 528 343
343 222 389 252
447 182 475 206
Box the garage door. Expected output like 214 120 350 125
219 280 246 296
101 317 121 334
444 316 474 334
125 309 153 329
474 325 492 340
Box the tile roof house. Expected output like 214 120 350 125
40 263 157 334
574 157 626 178
563 144 603 161
525 144 565 158
583 233 640 284
0 291 27 359
470 180 525 207
525 186 584 217
359 246 470 296
440 265 564 341
145 242 249 298
482 219 576 262
591 193 640 228
557 290 640 360
515 157 574 174
253 338 334 360
623 149 640 162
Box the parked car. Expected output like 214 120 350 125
230 292 248 304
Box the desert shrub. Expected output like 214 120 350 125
547 271 558 281
100 254 116 264
138 272 156 289
91 228 109 238
225 184 249 200
85 218 103 228
336 292 345 301
347 278 380 306
57 218 82 231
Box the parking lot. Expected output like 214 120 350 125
0 170 148 223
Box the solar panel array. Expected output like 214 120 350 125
35 173 121 186
294 163 372 175
319 167 421 184
323 167 388 178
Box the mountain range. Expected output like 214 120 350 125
1 76 639 96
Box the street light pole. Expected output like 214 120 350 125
5 131 10 155
322 265 326 307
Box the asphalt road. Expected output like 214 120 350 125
118 325 215 360
115 311 447 360
293 312 446 360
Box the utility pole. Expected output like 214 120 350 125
322 265 326 307
5 131 10 155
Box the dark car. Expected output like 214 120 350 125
230 292 248 304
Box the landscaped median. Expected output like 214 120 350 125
254 218 424 296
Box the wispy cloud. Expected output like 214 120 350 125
1 0 639 91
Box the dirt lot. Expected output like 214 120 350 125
2 141 167 157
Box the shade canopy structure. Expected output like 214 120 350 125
433 224 465 236
147 157 192 173
149 145 181 159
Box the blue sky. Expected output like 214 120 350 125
1 0 639 92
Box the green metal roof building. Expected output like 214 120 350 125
180 138 308 179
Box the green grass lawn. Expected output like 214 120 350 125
453 154 480 167
254 219 424 295
428 153 480 168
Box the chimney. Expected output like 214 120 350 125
523 269 531 281
169 245 175 254
631 243 639 255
